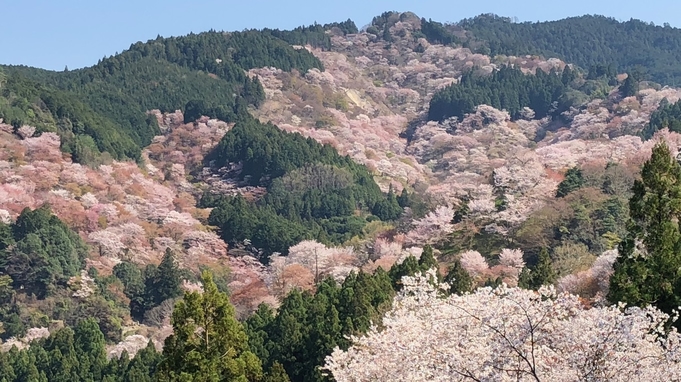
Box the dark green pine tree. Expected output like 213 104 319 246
302 292 342 382
0 222 14 251
388 256 420 290
7 348 46 382
0 351 16 381
561 65 576 85
518 267 533 290
267 290 310 381
518 248 556 290
620 73 639 98
42 327 81 382
73 318 107 381
382 25 392 42
371 187 403 221
556 167 585 197
397 188 410 208
123 342 161 381
418 245 439 271
533 247 557 287
262 362 290 382
244 304 277 369
152 248 182 304
157 271 263 381
608 143 681 319
443 259 473 295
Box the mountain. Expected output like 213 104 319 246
2 10 681 381
459 14 681 85
1 29 327 163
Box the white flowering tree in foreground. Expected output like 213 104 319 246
325 271 681 381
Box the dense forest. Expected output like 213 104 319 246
0 70 149 162
459 14 681 86
0 207 132 343
263 19 358 50
428 65 574 122
367 11 461 47
6 9 681 381
203 117 404 258
0 209 451 382
1 28 328 164
642 98 681 138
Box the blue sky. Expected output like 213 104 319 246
2 0 680 71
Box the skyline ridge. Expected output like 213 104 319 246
1 0 680 70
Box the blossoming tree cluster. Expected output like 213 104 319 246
325 271 681 381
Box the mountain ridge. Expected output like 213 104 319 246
2 9 681 381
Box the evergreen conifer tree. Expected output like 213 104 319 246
418 245 438 271
556 167 585 197
443 259 473 294
518 248 556 290
608 143 681 319
157 272 262 381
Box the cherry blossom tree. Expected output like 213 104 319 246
326 271 681 381
406 205 455 245
498 248 525 269
459 250 488 278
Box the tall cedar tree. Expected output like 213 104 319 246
443 259 473 294
556 167 585 197
608 143 681 319
157 271 262 382
518 248 556 290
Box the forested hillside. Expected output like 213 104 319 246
1 29 326 164
459 14 681 85
203 116 402 258
0 72 146 163
4 8 681 381
428 65 574 122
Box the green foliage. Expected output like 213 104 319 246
0 206 87 299
428 65 569 122
388 256 420 289
642 98 681 139
556 167 585 197
206 117 394 258
586 63 617 81
262 362 291 382
0 73 143 163
0 321 162 382
245 270 394 382
158 271 262 382
371 187 403 221
608 143 681 321
460 14 681 85
420 18 460 45
209 117 379 190
0 266 398 382
3 28 324 164
207 195 308 257
146 249 182 308
418 245 439 270
113 249 182 321
515 181 629 257
371 11 400 31
324 19 359 35
619 72 640 97
260 20 358 51
388 246 439 290
443 259 473 294
518 247 557 290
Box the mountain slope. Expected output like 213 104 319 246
459 14 681 85
4 10 681 381
1 29 327 163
